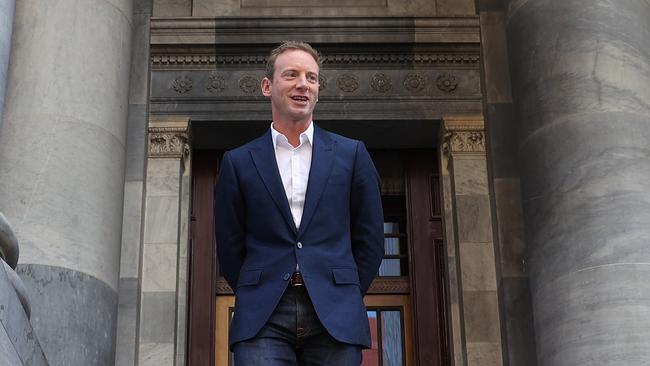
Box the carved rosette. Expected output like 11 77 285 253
206 74 225 94
442 116 485 156
171 76 193 94
371 73 392 93
337 73 359 92
239 75 259 94
436 73 458 94
403 73 426 93
318 74 327 92
149 120 191 160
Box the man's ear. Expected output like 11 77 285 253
261 77 272 97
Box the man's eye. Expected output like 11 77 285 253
284 72 297 78
308 75 318 83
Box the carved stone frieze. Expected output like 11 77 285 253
171 76 193 93
239 75 260 94
403 73 426 93
436 73 458 94
371 73 392 93
151 53 480 69
337 73 359 92
206 74 225 94
148 118 191 159
318 75 327 91
442 116 485 155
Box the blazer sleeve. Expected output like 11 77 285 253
214 151 246 290
350 141 385 295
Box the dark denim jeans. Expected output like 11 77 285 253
233 285 362 365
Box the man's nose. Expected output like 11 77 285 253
295 74 308 89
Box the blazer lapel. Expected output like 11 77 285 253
249 132 297 234
298 126 336 237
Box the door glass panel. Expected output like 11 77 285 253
363 309 405 366
379 223 402 276
381 311 403 366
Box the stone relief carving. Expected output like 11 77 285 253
403 73 426 93
149 128 190 159
206 74 225 94
337 73 359 92
443 131 485 153
442 117 486 155
239 75 259 94
371 73 392 93
318 75 326 91
436 73 458 94
171 76 193 94
152 53 480 68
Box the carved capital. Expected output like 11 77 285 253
442 116 485 155
148 117 191 159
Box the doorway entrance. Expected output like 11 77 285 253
187 123 450 366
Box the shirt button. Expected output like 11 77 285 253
297 242 303 249
283 273 290 281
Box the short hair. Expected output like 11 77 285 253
265 41 322 80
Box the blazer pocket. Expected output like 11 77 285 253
332 267 360 286
237 269 262 287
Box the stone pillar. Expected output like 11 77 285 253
0 0 15 133
441 116 504 366
0 0 133 364
138 117 191 365
505 0 650 365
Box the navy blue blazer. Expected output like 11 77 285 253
214 125 384 349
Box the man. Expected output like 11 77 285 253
215 41 384 365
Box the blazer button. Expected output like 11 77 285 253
283 273 290 281
297 242 303 249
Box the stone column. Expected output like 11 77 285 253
505 0 650 365
0 0 15 133
441 116 504 366
138 117 191 365
0 0 133 365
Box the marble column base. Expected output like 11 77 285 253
17 264 117 366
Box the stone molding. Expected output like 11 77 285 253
442 115 485 155
150 17 480 46
151 52 480 69
148 117 191 159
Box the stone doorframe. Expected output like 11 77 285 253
137 115 504 366
138 116 192 365
440 115 504 366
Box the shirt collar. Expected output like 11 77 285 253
271 121 314 150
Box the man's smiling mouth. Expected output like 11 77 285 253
291 96 309 102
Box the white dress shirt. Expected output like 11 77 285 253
271 122 314 230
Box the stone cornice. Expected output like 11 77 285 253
151 52 480 69
148 117 191 159
150 16 480 46
442 115 485 155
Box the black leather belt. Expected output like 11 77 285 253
290 272 305 286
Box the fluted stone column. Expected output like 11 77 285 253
505 1 650 365
0 0 133 365
0 0 15 133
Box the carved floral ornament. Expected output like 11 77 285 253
171 76 193 94
149 127 190 158
442 117 485 155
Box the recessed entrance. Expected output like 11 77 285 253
187 120 449 366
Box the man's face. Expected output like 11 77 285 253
261 49 319 125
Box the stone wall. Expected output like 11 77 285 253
476 0 538 365
152 0 475 17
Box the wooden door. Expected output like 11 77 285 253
188 149 449 366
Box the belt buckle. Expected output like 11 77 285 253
290 272 304 287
